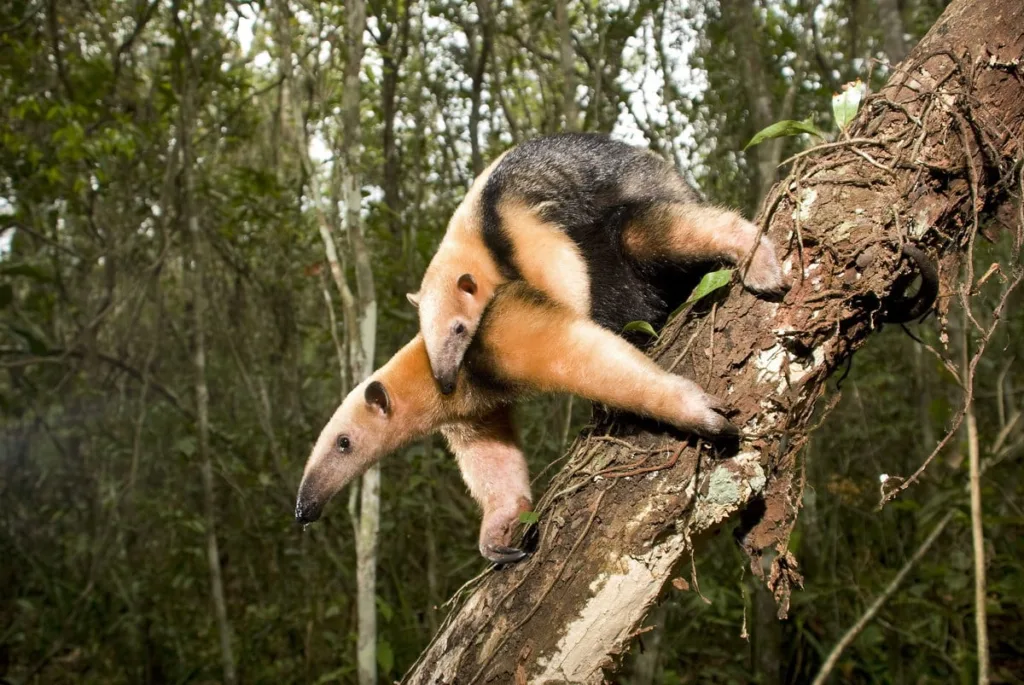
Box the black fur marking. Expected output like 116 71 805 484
479 133 707 333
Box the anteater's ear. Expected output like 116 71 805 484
457 273 477 295
406 292 420 308
364 381 391 416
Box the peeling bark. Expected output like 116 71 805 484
403 1 1024 682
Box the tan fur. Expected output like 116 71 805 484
499 200 591 316
622 203 784 294
296 287 733 550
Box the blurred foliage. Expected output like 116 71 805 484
1 0 1020 683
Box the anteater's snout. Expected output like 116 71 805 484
435 373 457 396
295 497 323 525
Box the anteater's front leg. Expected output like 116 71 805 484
479 290 738 438
441 408 532 565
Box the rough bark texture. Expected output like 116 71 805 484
403 1 1024 682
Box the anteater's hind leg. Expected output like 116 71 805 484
622 202 787 296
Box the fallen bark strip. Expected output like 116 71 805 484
404 2 1024 682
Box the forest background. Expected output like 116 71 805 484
2 0 1021 683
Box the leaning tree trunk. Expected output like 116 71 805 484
403 1 1024 682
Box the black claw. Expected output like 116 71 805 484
752 283 789 300
882 244 939 323
697 417 741 442
719 421 741 438
486 546 528 565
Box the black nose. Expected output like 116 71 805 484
295 499 322 525
434 372 458 395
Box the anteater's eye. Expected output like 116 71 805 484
336 435 351 453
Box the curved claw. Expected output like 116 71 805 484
483 545 528 565
882 244 938 323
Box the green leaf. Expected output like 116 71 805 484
375 595 394 622
622 320 659 339
688 269 734 303
377 640 395 674
175 436 196 457
744 117 825 150
668 269 735 320
8 323 49 354
518 511 540 525
0 283 12 309
832 79 866 129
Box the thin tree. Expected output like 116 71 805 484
172 2 236 682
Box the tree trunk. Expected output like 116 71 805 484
962 309 990 683
376 1 412 238
340 3 380 684
878 0 908 64
402 1 1024 682
467 0 492 176
723 0 781 205
557 0 577 131
174 7 237 682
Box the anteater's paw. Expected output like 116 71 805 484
478 497 532 565
740 234 787 298
678 380 740 439
697 410 741 440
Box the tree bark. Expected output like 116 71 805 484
402 1 1024 682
